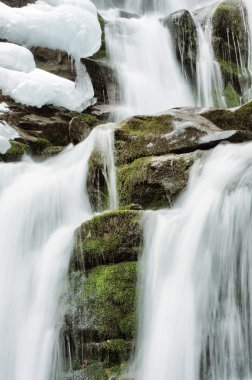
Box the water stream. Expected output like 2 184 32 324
133 141 252 380
0 124 117 380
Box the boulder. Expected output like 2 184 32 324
114 109 251 165
71 210 143 270
117 152 197 209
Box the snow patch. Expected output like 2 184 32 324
0 103 9 115
0 0 101 60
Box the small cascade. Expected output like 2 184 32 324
133 141 252 380
0 124 117 380
106 15 194 120
195 6 226 108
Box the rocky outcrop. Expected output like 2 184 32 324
1 0 35 6
212 0 250 105
162 9 197 83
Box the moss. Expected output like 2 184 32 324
85 262 137 339
224 83 240 107
117 154 194 209
1 141 31 162
71 210 142 270
100 339 128 366
219 59 243 77
120 115 174 136
77 113 100 128
92 14 107 61
42 145 64 156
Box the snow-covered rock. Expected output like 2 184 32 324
0 65 94 111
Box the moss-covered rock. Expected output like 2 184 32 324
92 14 107 61
85 262 137 339
162 9 197 83
202 100 252 131
117 153 196 209
1 140 31 162
115 110 247 165
212 0 250 96
71 210 142 270
223 82 241 108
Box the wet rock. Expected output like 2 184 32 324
69 117 91 144
117 152 197 209
1 0 35 6
82 58 119 105
212 0 250 100
71 210 142 270
162 9 197 83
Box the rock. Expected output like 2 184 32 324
82 58 119 105
1 0 34 6
71 210 142 270
31 47 75 81
91 14 107 61
161 9 197 83
69 117 91 144
114 109 251 165
212 0 250 100
202 100 252 131
117 152 197 209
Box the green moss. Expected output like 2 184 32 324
85 262 137 339
72 210 142 270
2 141 31 162
77 113 100 128
219 59 243 77
224 83 240 107
100 339 128 366
92 14 107 61
120 115 174 136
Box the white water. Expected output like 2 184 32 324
106 15 194 119
134 141 252 380
0 124 117 380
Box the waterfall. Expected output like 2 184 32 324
133 141 252 380
0 124 117 380
106 15 194 119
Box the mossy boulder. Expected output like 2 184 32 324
69 114 100 145
71 210 142 270
202 100 252 131
117 152 196 209
162 9 197 83
114 110 247 165
212 0 250 96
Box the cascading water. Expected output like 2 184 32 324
133 141 252 380
194 4 226 108
106 15 194 119
0 124 117 380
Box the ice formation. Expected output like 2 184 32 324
0 121 19 154
0 0 101 60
